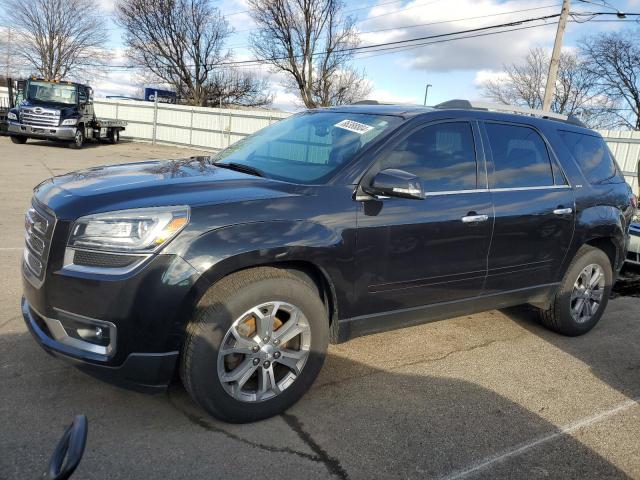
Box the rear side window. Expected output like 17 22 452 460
485 123 554 188
380 121 477 192
558 131 617 184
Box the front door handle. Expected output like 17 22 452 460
553 208 573 215
461 214 489 224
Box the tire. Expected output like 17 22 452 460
180 267 329 423
69 128 84 149
539 245 612 336
108 129 119 144
11 136 27 144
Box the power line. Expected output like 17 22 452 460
90 13 564 71
223 3 562 50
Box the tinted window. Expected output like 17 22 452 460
558 130 617 184
381 122 477 192
486 123 554 188
78 87 87 103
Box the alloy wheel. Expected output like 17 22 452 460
570 263 605 323
217 301 311 402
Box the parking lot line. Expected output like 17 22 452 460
441 397 640 480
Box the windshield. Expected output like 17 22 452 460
26 81 77 105
212 111 402 184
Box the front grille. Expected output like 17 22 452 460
24 203 55 281
21 108 60 127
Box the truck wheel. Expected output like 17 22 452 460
70 128 84 149
180 267 329 423
108 129 120 144
11 136 27 144
539 245 612 336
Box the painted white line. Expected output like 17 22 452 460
0 247 23 251
440 397 640 480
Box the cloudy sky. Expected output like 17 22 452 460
95 0 640 110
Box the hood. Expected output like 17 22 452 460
34 157 301 220
19 99 77 116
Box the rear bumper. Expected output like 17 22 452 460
8 122 75 139
22 297 178 391
627 228 640 266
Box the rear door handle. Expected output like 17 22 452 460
553 208 573 215
461 214 489 223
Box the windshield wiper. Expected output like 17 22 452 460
216 162 266 178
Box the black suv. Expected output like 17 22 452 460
22 100 636 423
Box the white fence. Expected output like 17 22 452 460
92 98 291 151
0 86 637 190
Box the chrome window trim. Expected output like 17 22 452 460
425 189 490 196
62 247 152 275
423 185 571 196
490 185 572 193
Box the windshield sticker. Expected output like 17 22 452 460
334 119 374 135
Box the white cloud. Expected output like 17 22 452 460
358 0 560 72
473 69 507 86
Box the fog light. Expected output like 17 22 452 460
56 310 115 349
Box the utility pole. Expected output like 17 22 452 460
542 0 570 111
423 84 432 106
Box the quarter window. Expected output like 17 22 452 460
380 122 477 192
558 130 617 184
486 123 554 188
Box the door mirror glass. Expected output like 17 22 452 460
366 168 424 200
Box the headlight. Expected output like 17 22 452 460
68 206 190 253
61 118 77 126
8 111 17 120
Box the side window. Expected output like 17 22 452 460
380 122 477 192
558 130 617 184
485 123 554 188
78 87 87 104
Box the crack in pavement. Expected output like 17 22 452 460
281 412 350 480
318 334 526 391
166 389 324 464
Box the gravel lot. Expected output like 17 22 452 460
1 136 639 480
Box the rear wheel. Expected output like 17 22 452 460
539 245 612 336
69 128 84 149
11 136 27 144
108 129 120 144
180 267 329 423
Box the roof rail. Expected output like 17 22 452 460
434 99 586 128
351 100 380 105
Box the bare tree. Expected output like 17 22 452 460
580 31 640 130
116 0 271 107
248 0 371 108
480 48 619 129
2 0 109 80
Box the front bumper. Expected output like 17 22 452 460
8 122 75 139
22 297 178 391
21 240 203 390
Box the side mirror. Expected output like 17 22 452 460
46 415 88 480
365 168 424 200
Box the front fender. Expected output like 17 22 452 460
171 220 357 318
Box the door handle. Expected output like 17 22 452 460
461 214 489 223
553 208 573 215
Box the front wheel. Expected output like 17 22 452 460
539 245 612 336
11 136 27 144
69 128 84 149
180 267 329 423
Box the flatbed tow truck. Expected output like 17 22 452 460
3 77 127 148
